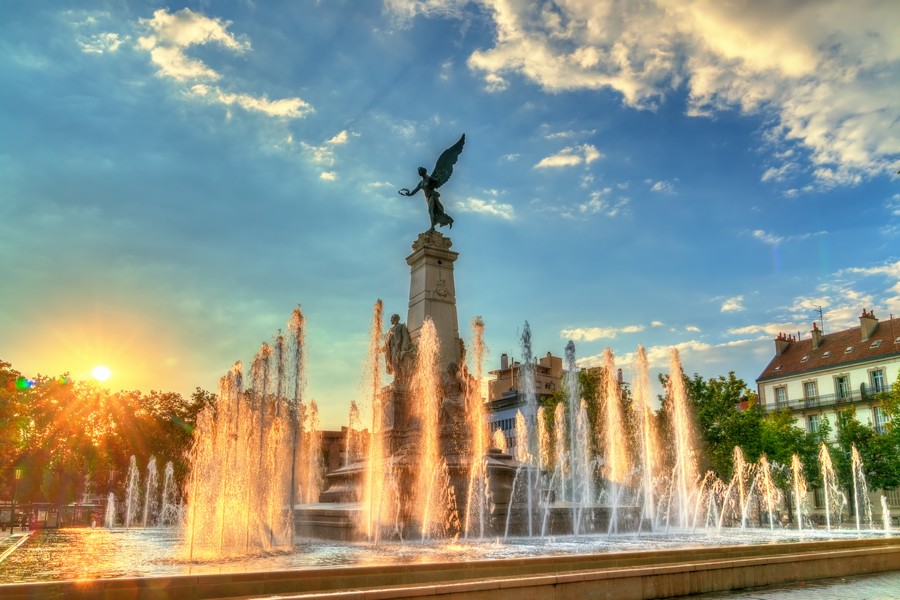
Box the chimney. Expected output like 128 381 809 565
811 322 824 350
859 309 878 341
775 332 793 356
500 353 509 370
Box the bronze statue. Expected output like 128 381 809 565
400 134 465 231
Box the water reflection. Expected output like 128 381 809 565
0 527 875 584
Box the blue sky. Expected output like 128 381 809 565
2 1 898 429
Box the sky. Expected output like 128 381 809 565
2 0 898 429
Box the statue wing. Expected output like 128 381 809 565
430 134 465 189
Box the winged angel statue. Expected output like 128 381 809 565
399 134 465 231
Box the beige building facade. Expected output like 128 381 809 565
756 310 899 436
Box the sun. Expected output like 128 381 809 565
91 365 112 382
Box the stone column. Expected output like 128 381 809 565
405 231 463 375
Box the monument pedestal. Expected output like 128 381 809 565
317 230 475 539
405 231 464 375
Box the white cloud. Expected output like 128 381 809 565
138 8 249 81
300 131 354 166
455 197 515 220
843 259 900 282
366 181 393 190
750 228 826 246
79 32 123 54
387 1 900 186
578 189 629 217
384 0 467 23
728 323 794 337
439 59 453 81
481 72 508 93
761 162 798 183
137 8 311 120
686 325 701 332
562 324 646 342
534 144 602 169
649 180 676 194
887 194 900 217
319 171 337 181
191 86 313 119
326 130 350 145
721 295 745 312
752 229 783 246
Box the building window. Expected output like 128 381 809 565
813 487 825 509
844 346 854 353
873 406 888 435
804 381 818 402
887 488 900 507
774 386 787 408
871 369 886 394
871 339 882 348
808 414 820 434
835 375 850 400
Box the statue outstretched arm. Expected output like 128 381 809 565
399 182 423 197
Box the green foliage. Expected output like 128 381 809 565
0 358 213 504
659 370 821 489
879 371 900 430
833 405 900 492
686 372 759 478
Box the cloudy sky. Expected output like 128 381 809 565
2 1 898 428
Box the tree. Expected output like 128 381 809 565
833 405 900 493
0 357 213 505
0 360 29 496
658 370 820 491
689 372 757 477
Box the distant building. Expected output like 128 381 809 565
756 310 900 436
756 309 900 520
486 352 563 453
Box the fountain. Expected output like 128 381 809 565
103 492 116 528
123 455 141 528
882 495 892 535
851 445 873 531
665 348 700 529
142 457 159 528
819 442 844 530
159 461 179 526
180 231 898 552
3 229 900 599
181 307 309 559
791 453 809 531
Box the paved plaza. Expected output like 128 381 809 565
686 569 900 599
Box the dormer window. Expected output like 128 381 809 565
822 351 831 358
801 355 809 362
844 346 853 353
774 365 782 371
871 339 882 348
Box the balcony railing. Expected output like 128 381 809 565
765 389 875 412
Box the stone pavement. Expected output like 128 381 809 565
684 569 900 599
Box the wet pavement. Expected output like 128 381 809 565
684 569 900 599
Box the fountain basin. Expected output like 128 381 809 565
1 533 898 599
